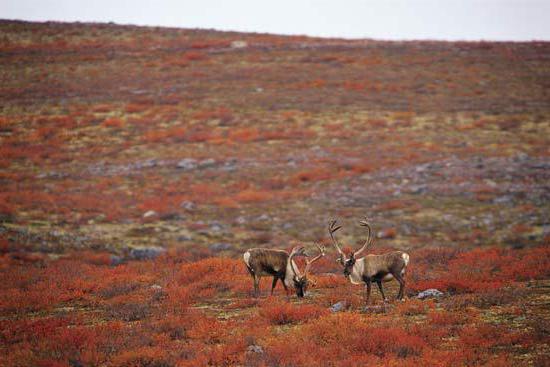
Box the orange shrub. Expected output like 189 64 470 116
395 298 434 316
233 189 273 203
101 117 124 128
259 300 328 325
184 51 207 61
111 346 173 367
291 168 333 184
124 103 150 114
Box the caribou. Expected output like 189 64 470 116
329 218 410 304
243 244 325 298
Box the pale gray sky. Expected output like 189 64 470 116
2 0 549 41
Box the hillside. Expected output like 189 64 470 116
0 20 549 366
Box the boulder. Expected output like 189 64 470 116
417 289 444 299
143 210 157 219
209 242 233 252
176 158 197 170
247 345 263 354
330 301 347 313
129 246 166 260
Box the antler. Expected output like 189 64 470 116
304 243 325 276
354 217 374 257
328 219 344 257
289 245 305 277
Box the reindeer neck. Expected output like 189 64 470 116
348 258 365 285
284 258 300 288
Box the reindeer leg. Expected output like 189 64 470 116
394 273 405 300
271 277 278 296
364 279 372 305
253 275 261 298
376 280 387 303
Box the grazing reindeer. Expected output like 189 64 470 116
243 244 325 298
329 218 410 304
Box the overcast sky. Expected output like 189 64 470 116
2 0 549 41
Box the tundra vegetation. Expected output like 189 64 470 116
0 20 549 366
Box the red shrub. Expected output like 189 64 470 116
111 346 173 367
291 168 334 184
233 189 273 203
101 117 124 128
259 300 328 325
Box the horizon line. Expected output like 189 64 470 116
2 18 549 44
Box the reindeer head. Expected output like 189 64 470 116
289 244 325 298
329 218 374 279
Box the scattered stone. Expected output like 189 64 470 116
210 223 223 232
417 289 444 299
415 163 430 173
362 304 387 314
0 213 15 223
180 201 196 211
257 214 270 221
493 195 513 204
198 158 216 169
330 301 347 313
109 255 124 266
209 242 233 252
94 214 106 222
231 40 248 49
135 159 157 169
143 210 157 219
513 152 529 162
129 246 166 261
408 184 428 194
150 284 163 290
177 235 192 242
247 345 263 354
236 216 247 225
161 213 183 221
221 158 238 172
176 158 197 170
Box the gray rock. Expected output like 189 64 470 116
221 158 238 172
180 201 195 211
257 214 270 221
110 255 124 266
513 152 529 162
135 159 157 169
198 158 216 168
150 284 163 290
129 246 166 260
493 195 513 205
143 210 157 218
247 345 263 354
209 242 233 252
417 289 444 299
330 301 347 313
210 225 223 232
176 158 197 170
409 184 428 194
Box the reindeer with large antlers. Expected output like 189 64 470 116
243 244 325 298
329 219 410 304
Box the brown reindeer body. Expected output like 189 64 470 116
330 219 410 304
347 252 409 285
243 245 324 298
